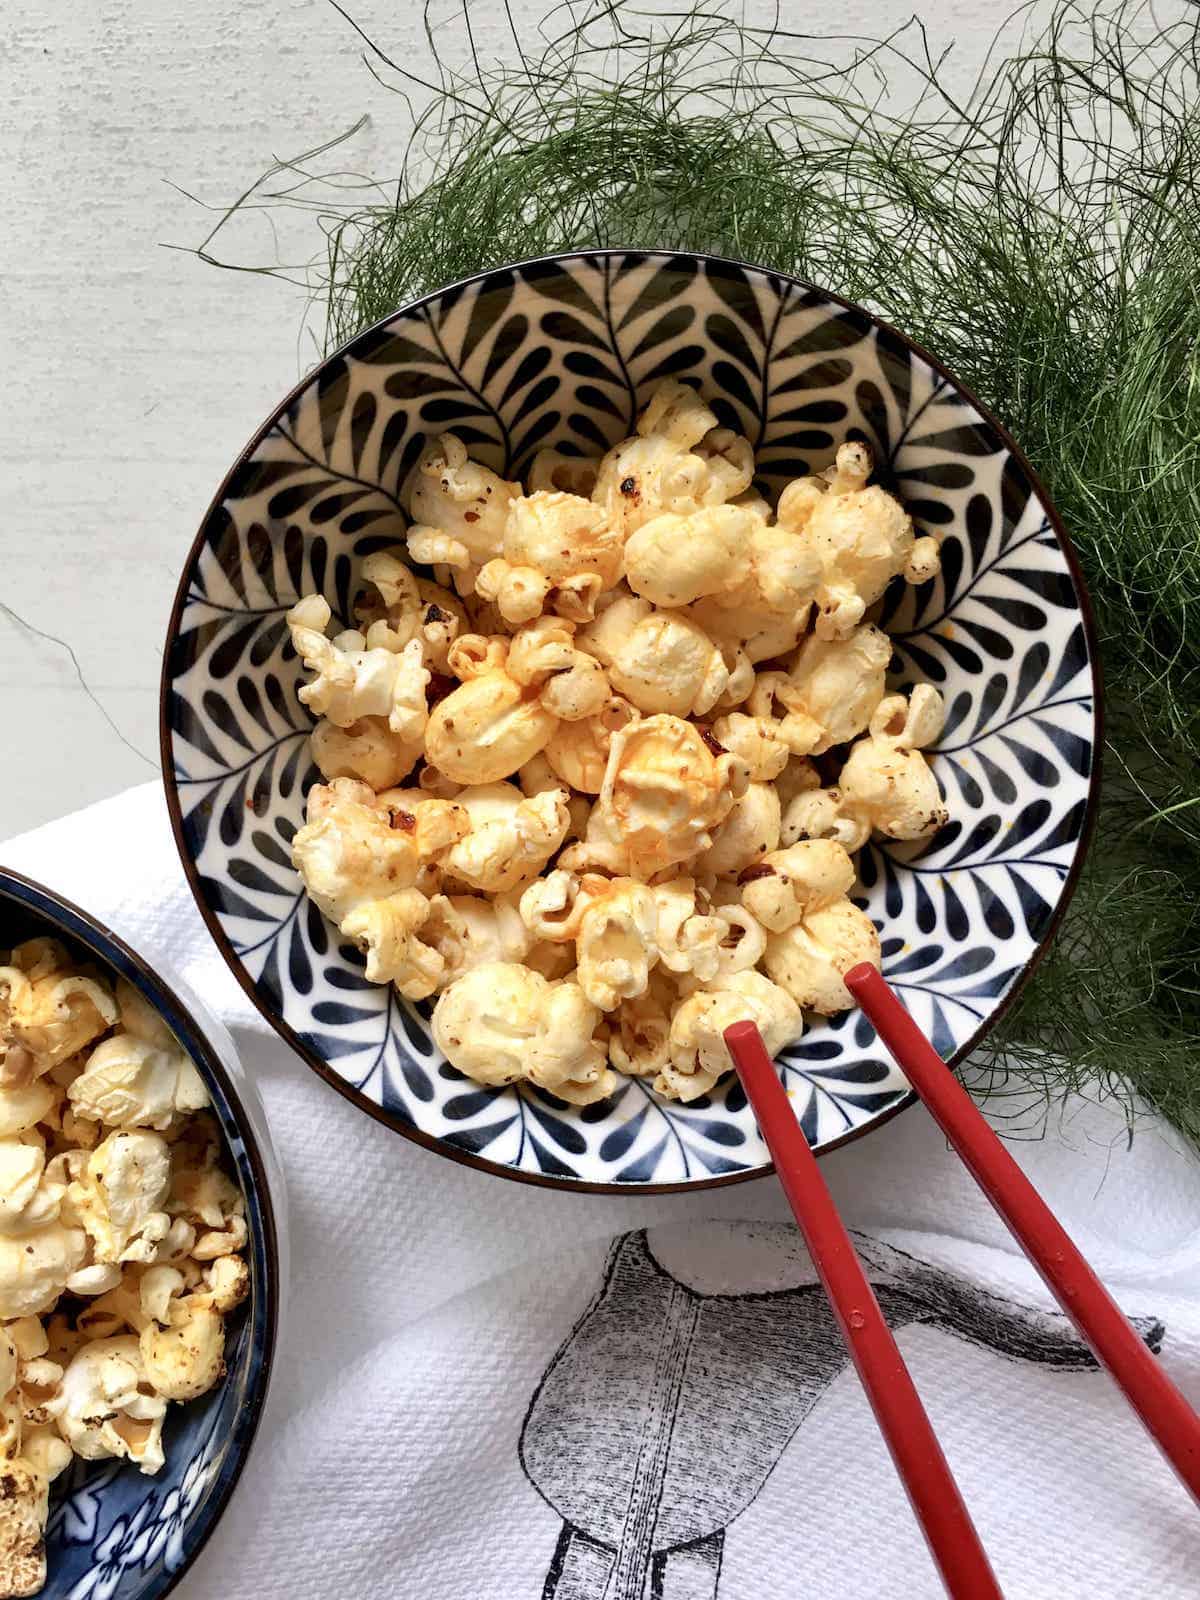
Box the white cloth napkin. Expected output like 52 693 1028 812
3 783 1199 1598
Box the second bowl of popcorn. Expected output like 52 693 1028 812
163 249 1098 1191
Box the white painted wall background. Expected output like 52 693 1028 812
2 0 1051 838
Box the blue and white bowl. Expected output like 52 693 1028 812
161 250 1099 1192
0 869 283 1599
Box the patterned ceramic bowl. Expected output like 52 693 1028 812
0 869 283 1599
162 250 1099 1193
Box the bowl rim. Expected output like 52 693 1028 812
0 865 281 1598
159 245 1103 1195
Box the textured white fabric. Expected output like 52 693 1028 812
3 782 1199 1598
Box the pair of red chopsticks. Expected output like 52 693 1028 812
724 965 1200 1598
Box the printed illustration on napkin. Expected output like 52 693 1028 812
520 1225 1163 1599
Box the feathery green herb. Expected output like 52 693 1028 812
191 0 1200 1142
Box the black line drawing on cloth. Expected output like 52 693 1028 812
519 1225 1164 1600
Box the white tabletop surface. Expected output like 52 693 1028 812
2 0 1030 839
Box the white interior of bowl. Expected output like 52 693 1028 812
164 251 1096 1188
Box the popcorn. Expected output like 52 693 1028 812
55 1336 167 1473
440 782 570 894
0 1086 56 1140
763 899 882 1014
0 1138 63 1238
285 382 953 1109
748 625 892 756
572 880 659 1012
598 714 748 875
476 491 623 625
139 1281 226 1403
354 552 467 672
775 441 939 638
68 1130 172 1266
311 716 427 792
68 1030 208 1132
0 942 117 1087
740 839 857 932
780 787 870 853
686 594 808 668
286 595 430 743
401 433 519 575
506 617 611 721
432 964 614 1102
624 505 756 608
836 686 948 840
592 380 753 537
424 669 558 785
339 891 444 999
710 713 790 781
423 893 533 983
589 603 734 718
0 1457 49 1597
528 447 598 498
698 780 782 878
291 778 443 925
608 970 676 1079
0 1215 86 1321
659 971 802 1102
543 695 637 795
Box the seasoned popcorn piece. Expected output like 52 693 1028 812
0 1137 66 1242
291 778 458 926
401 433 519 573
354 553 468 672
286 595 431 746
698 780 782 878
685 593 808 668
572 881 659 1012
652 879 764 983
528 447 599 499
598 714 748 876
68 1131 173 1268
0 1456 49 1598
517 755 591 840
518 870 666 1009
138 1278 226 1404
836 687 948 841
68 1014 208 1132
592 381 753 538
340 891 444 999
608 970 677 1079
764 899 882 1015
423 893 533 984
506 617 612 722
578 596 734 718
658 971 802 1103
432 964 614 1102
0 1217 86 1322
311 715 426 792
740 839 857 933
425 667 558 785
748 625 892 757
55 1335 168 1474
440 782 571 894
624 505 756 608
476 491 623 626
775 442 937 638
544 695 638 795
710 713 790 781
779 786 870 852
0 943 117 1088
0 1085 56 1140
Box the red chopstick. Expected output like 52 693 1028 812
723 1019 1002 1598
845 961 1200 1506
